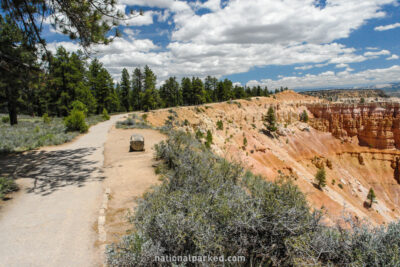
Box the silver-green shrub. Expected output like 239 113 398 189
106 131 322 266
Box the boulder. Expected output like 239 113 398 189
130 133 145 151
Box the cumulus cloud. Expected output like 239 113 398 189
387 54 400 60
363 49 391 57
374 22 400 31
46 0 399 87
247 65 400 89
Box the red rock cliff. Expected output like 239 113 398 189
307 103 400 149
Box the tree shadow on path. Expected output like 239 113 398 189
0 147 104 196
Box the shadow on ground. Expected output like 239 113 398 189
0 147 104 196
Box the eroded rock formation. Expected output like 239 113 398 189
307 103 400 149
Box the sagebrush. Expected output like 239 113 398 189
107 130 400 266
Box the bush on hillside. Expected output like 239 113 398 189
106 131 400 266
64 109 88 133
0 177 18 199
106 131 321 266
102 108 110 120
42 113 51 124
70 100 88 115
2 116 10 124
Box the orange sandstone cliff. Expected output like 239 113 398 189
144 91 400 225
307 103 400 150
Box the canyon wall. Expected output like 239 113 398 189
307 103 400 149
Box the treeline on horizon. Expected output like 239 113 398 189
1 45 288 125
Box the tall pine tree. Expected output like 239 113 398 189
120 68 131 111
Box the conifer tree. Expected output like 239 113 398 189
315 167 327 190
131 67 143 110
0 15 37 124
120 68 131 111
265 106 277 132
191 77 206 105
181 77 192 105
160 77 181 107
367 188 377 208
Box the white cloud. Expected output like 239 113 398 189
387 54 399 60
374 22 400 31
46 0 399 87
363 49 391 57
247 65 400 89
295 65 313 70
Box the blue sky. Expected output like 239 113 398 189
44 0 400 90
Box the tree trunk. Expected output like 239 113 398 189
6 87 18 125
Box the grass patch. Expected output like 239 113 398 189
0 114 107 154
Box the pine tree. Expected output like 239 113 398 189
204 76 218 102
181 77 192 105
264 106 277 132
0 15 37 124
131 67 143 110
300 110 309 122
120 68 131 111
191 77 206 105
141 65 158 111
160 77 181 107
315 167 327 190
367 188 377 208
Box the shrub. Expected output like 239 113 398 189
102 108 110 120
106 131 320 266
299 110 309 122
338 183 343 189
216 120 223 130
64 109 88 133
205 130 213 148
70 100 88 115
142 114 148 121
0 177 18 199
42 113 51 124
107 130 400 267
315 167 326 190
2 116 10 124
367 188 377 208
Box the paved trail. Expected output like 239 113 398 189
0 114 125 267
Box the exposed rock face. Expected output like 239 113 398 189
307 103 400 149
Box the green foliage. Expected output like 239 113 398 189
102 108 110 121
2 117 10 124
1 0 128 50
216 120 223 130
64 109 88 133
0 177 18 199
367 188 377 207
338 183 343 189
243 136 248 148
195 129 204 140
120 68 131 112
42 113 51 124
300 110 309 122
315 167 326 190
70 100 88 115
205 130 213 148
360 97 366 104
264 106 277 133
